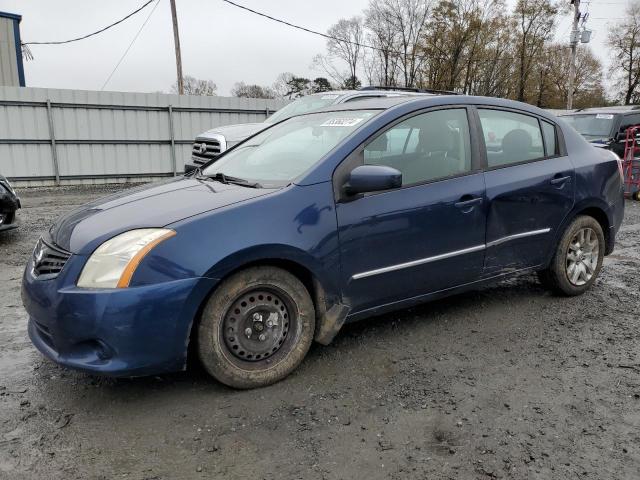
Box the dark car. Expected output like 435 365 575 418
559 106 640 158
0 175 20 232
22 96 624 389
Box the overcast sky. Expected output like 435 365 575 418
0 0 629 96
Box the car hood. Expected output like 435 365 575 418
197 122 272 143
48 177 274 254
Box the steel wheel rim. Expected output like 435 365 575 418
222 289 291 362
566 227 599 286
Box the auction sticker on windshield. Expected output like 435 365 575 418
320 117 365 127
596 114 614 119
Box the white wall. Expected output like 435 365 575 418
0 86 287 186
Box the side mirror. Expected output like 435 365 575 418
184 163 198 174
345 165 402 195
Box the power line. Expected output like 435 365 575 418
22 0 156 46
221 0 561 65
101 0 161 90
220 0 375 51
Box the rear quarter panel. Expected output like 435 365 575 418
557 121 625 250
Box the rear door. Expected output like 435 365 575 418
477 108 575 275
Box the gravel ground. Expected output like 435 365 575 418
1 184 639 480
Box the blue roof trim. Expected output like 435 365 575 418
0 11 22 21
12 17 25 86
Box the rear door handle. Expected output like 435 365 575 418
454 197 483 209
550 175 571 185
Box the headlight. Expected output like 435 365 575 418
77 229 175 289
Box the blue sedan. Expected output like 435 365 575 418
22 96 625 388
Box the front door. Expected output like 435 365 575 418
477 108 575 275
336 107 487 314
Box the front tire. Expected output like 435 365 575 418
538 215 605 296
197 266 315 389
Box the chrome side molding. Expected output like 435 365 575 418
352 244 486 280
485 228 551 248
351 228 551 281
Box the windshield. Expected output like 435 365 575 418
202 110 378 187
267 94 342 123
561 114 617 138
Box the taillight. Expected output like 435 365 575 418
610 150 624 182
616 156 624 182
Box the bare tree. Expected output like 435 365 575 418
513 0 558 102
364 1 401 86
311 0 606 105
375 0 431 87
608 1 640 105
171 75 217 96
315 17 365 88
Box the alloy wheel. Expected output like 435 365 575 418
565 227 599 286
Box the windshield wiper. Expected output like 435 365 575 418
201 172 262 188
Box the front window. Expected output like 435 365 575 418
203 110 378 187
267 94 342 123
363 108 472 185
560 114 617 139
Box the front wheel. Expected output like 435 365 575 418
197 266 315 389
538 215 605 296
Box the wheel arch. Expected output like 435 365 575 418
187 246 346 362
551 200 613 263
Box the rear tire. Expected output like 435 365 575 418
197 266 315 389
538 215 605 296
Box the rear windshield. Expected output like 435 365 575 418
560 114 617 139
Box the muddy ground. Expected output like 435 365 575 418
1 184 639 480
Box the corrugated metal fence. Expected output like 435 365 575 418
0 86 288 186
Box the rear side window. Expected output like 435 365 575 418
478 109 544 167
541 121 557 156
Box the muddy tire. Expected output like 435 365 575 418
538 215 605 296
197 266 315 389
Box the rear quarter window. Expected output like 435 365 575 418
541 121 558 156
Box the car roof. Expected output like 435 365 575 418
307 89 434 100
309 95 556 120
310 96 425 112
562 105 640 115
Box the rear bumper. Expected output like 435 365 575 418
22 260 217 377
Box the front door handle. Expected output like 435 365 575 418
550 175 571 186
454 196 483 210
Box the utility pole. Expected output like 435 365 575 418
170 0 184 95
567 0 580 110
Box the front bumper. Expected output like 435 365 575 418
22 256 217 377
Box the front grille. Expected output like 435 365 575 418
32 238 71 278
191 139 222 165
